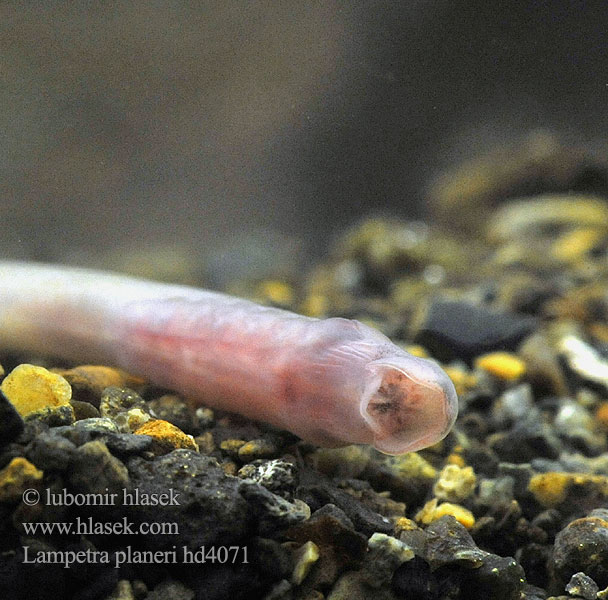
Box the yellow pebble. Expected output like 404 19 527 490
0 457 43 503
528 472 608 508
134 419 198 454
0 363 4 378
220 439 247 455
551 228 605 263
404 345 429 358
257 280 294 306
394 517 419 536
475 352 526 381
292 541 320 585
52 365 145 397
1 364 72 417
300 293 328 318
383 452 437 480
443 366 478 396
415 498 475 529
433 464 477 502
446 452 466 467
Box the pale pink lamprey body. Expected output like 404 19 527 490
0 262 458 454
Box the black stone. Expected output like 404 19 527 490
413 299 538 363
0 390 24 447
126 450 249 551
25 431 77 471
296 482 393 537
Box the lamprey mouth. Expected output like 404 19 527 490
360 356 458 455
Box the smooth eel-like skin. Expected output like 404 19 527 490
0 261 458 454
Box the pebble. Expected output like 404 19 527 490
286 503 367 569
25 431 77 471
106 580 137 600
237 438 279 461
134 419 198 454
413 299 538 362
488 414 562 463
433 464 477 502
401 516 525 599
559 335 608 392
475 352 527 381
146 580 194 600
487 194 608 244
238 458 298 499
195 406 215 429
126 450 249 550
491 383 537 428
67 440 129 495
238 480 310 536
360 533 414 588
52 365 144 408
551 509 608 589
565 572 599 600
0 456 43 503
415 498 476 529
148 394 195 434
296 482 393 537
0 390 24 447
115 407 151 432
554 400 606 455
291 540 319 585
1 364 73 419
528 472 608 509
99 386 147 420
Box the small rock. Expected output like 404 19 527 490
489 414 562 463
106 579 136 600
134 419 198 454
25 404 75 426
115 407 151 432
287 503 367 564
146 580 194 600
70 399 101 420
148 394 195 434
491 383 536 428
0 390 24 447
99 386 147 420
559 335 608 392
475 352 527 381
551 510 608 588
296 482 393 537
565 572 599 600
360 533 414 588
67 440 129 495
0 457 43 503
1 364 73 418
415 498 475 529
238 459 298 499
528 472 608 510
291 540 319 585
104 432 153 457
413 299 537 362
126 450 249 550
263 580 292 600
195 406 215 429
239 480 310 535
433 464 477 502
52 365 144 408
25 431 77 471
237 438 279 462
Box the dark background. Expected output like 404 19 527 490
2 1 607 273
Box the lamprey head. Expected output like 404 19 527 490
360 353 458 454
